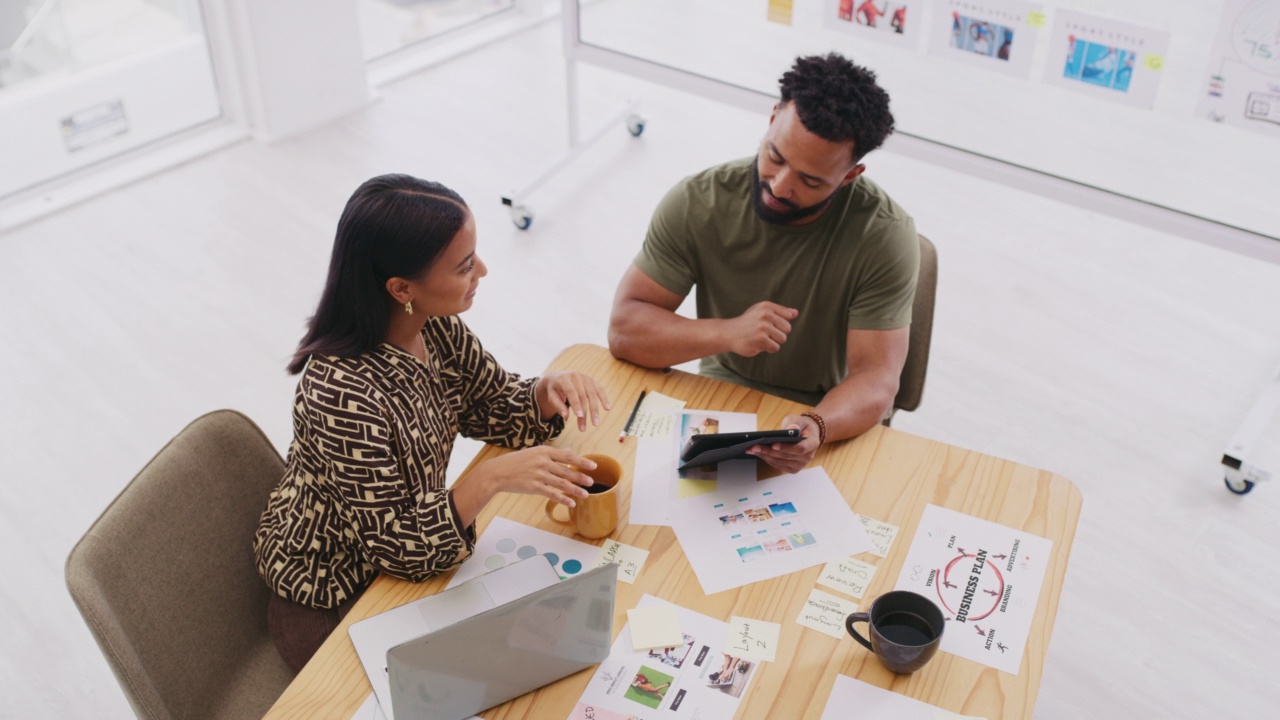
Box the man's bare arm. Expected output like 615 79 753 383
749 326 908 473
608 264 799 369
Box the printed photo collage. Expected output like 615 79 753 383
570 599 760 720
818 0 1174 109
716 491 819 564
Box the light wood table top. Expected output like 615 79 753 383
264 344 1082 720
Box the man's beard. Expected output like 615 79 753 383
750 164 836 225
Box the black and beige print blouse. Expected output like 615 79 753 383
253 315 563 610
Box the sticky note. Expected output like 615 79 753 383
857 515 900 558
595 540 650 584
1026 12 1046 28
1144 54 1165 71
631 392 686 438
766 0 794 26
628 605 684 650
726 616 781 662
795 589 857 639
817 556 878 600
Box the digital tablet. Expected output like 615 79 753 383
677 429 802 471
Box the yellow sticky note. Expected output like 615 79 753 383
767 0 794 26
628 605 684 650
1026 12 1046 28
1144 54 1165 71
857 514 900 558
726 616 781 662
595 540 650 584
677 477 717 498
818 556 878 600
796 589 857 639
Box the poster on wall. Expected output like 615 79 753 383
1042 10 1170 109
1198 0 1280 138
822 0 923 50
927 0 1045 78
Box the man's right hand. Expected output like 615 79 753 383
724 302 799 357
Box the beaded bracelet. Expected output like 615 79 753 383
800 410 827 445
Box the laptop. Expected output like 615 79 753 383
350 556 617 720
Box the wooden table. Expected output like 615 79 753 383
264 344 1082 720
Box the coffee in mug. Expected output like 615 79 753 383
544 453 622 539
845 590 945 674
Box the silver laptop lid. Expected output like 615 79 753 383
387 562 618 720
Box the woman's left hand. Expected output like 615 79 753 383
535 371 612 431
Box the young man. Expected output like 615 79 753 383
608 54 919 474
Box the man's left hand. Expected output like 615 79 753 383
747 414 821 473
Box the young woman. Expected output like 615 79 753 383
254 174 611 672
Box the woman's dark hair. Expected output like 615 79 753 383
287 174 469 374
778 53 895 162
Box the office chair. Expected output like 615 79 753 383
884 234 937 427
66 410 293 720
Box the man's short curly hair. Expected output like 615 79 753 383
778 54 895 161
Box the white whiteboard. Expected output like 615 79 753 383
577 0 1280 241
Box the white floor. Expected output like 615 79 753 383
2 16 1279 720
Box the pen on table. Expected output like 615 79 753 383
618 390 648 442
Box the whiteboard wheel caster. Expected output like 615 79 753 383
1224 476 1256 495
510 205 533 230
626 114 646 137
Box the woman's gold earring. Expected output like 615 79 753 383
404 300 414 316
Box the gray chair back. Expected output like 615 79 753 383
887 234 937 423
66 410 293 720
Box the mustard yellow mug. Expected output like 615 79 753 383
544 454 622 539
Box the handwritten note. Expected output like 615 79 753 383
857 514 900 558
726 616 781 662
630 391 686 438
795 589 858 639
627 605 684 650
817 556 878 600
594 540 650 584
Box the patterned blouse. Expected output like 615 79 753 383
254 315 563 609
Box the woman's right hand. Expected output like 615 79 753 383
469 446 597 509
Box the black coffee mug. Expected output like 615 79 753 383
845 590 946 674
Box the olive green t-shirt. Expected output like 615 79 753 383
634 157 919 406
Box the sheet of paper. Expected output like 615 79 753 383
820 674 973 720
595 539 650 584
631 410 757 526
726 616 781 662
857 514 900 558
893 505 1053 675
446 516 600 589
818 556 878 600
628 605 685 650
568 595 760 719
796 588 858 639
926 0 1045 78
1043 10 1171 109
1197 0 1280 139
629 391 686 438
822 0 924 50
669 466 874 595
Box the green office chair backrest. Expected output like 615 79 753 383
891 234 937 418
66 410 294 720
